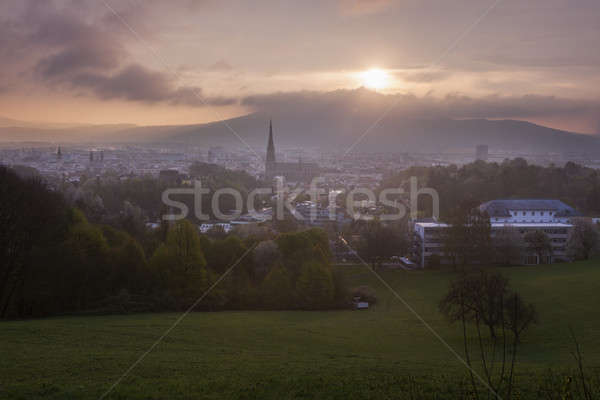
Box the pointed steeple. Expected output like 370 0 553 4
266 119 275 164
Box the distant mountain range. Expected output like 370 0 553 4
1 113 599 155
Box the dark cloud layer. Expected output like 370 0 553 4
2 0 235 107
243 89 600 131
70 64 235 106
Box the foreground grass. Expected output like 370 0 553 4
1 260 599 399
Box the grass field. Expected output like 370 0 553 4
1 260 599 399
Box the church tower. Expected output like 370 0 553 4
265 120 276 179
266 120 275 164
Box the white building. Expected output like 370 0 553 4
479 199 579 224
412 199 579 267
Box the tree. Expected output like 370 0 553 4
165 220 207 271
0 167 69 317
524 230 552 264
295 261 334 310
273 209 299 233
149 220 210 309
442 204 493 267
568 218 599 260
276 228 331 277
439 271 538 398
358 220 406 269
493 226 525 265
504 292 538 343
260 266 293 309
205 235 248 274
253 240 282 280
440 270 508 340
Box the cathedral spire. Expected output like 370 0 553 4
266 119 275 164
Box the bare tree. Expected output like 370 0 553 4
439 270 538 398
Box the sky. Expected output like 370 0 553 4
0 0 599 133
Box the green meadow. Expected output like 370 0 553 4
1 260 599 399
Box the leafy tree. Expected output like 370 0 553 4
357 220 407 269
205 235 248 273
253 240 282 280
261 266 293 309
60 210 111 310
568 218 599 260
107 233 149 294
276 228 331 276
0 166 69 317
150 220 210 309
295 261 334 310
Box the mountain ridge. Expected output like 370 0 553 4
1 113 598 155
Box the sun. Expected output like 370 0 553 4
361 68 389 90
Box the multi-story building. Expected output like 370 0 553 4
412 199 579 267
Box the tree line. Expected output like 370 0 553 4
0 166 347 319
381 158 600 218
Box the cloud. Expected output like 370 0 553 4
0 0 233 108
36 42 124 78
339 0 393 16
69 64 236 106
402 70 450 83
207 59 234 71
242 88 600 131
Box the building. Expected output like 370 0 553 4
294 201 350 227
480 199 580 223
476 144 489 161
265 120 320 182
412 199 579 267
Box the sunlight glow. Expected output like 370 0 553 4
361 68 390 90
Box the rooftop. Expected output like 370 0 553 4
414 221 573 228
479 199 581 217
